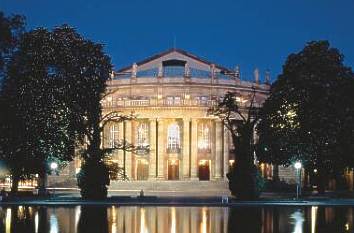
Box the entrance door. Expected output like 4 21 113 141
136 159 149 180
168 160 179 180
198 160 210 180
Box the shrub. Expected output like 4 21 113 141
77 159 110 199
227 164 264 200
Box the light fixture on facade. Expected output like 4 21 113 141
170 159 178 165
229 160 235 166
199 160 208 166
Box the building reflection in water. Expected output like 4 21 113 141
290 209 304 233
0 205 354 233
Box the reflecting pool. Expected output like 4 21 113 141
0 205 353 233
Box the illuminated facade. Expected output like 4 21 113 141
98 48 270 192
44 48 354 193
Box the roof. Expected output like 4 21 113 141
117 48 233 73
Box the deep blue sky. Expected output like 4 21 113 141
1 0 354 81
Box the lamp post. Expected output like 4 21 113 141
50 162 58 174
294 161 302 199
50 162 58 196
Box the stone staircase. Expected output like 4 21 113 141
109 180 230 196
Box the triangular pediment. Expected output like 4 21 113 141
117 48 231 73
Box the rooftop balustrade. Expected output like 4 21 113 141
101 97 263 109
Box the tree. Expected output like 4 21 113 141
0 11 25 81
1 25 113 195
257 41 354 193
2 27 78 193
209 89 264 200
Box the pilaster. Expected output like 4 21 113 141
125 120 132 179
223 125 230 179
148 119 157 179
182 118 191 179
190 118 198 180
157 119 165 179
214 119 223 179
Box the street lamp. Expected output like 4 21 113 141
294 161 302 199
50 162 58 175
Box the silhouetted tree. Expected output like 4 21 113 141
257 41 354 193
209 89 264 200
2 25 112 195
0 11 25 81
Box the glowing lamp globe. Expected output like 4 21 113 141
294 162 302 170
50 162 58 170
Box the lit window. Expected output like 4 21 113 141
109 124 119 148
166 96 181 105
136 122 149 154
167 123 181 153
198 123 211 152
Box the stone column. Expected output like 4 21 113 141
157 119 165 179
118 121 124 171
190 119 198 180
214 119 223 179
223 125 230 179
125 120 133 179
149 119 157 179
182 118 190 179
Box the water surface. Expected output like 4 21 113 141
0 205 353 233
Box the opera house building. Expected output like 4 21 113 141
45 48 279 194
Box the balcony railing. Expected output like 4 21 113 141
101 98 219 108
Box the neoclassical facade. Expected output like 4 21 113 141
100 49 270 183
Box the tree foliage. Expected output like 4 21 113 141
257 41 354 192
209 90 264 199
0 25 112 194
0 11 25 80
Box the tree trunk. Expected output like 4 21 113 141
273 164 280 182
11 173 20 194
317 168 327 194
38 170 48 195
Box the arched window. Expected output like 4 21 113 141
136 122 149 154
198 123 211 152
167 123 181 153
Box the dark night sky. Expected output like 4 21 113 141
1 0 354 81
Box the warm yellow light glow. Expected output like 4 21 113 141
345 223 350 231
112 206 117 233
170 207 176 233
229 160 235 166
6 208 11 233
140 208 148 233
157 94 162 99
35 211 39 233
200 207 208 233
185 94 190 99
199 160 208 166
75 206 81 233
311 206 318 233
235 97 247 103
170 159 178 166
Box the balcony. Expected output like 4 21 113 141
101 98 219 108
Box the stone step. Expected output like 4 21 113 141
109 180 229 192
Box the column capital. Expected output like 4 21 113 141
214 118 223 123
